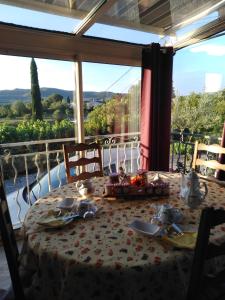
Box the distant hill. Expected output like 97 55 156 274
0 88 117 105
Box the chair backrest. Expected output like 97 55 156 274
192 141 225 184
63 142 103 183
186 207 225 300
0 175 25 300
192 141 225 172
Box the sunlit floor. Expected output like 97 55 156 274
0 240 23 293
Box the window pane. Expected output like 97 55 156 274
0 54 77 226
172 34 225 137
0 0 103 33
85 23 161 45
83 62 141 173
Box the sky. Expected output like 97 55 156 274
0 3 225 95
0 55 141 93
174 35 225 95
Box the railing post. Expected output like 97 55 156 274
137 139 140 170
109 143 112 173
116 144 119 172
123 143 127 173
24 156 31 206
56 151 62 188
101 144 105 174
45 143 52 192
170 139 175 172
0 158 5 183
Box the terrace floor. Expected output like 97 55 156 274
0 245 11 291
0 240 23 293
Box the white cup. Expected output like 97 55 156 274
76 180 94 197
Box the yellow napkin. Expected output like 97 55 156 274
162 232 197 250
37 210 71 228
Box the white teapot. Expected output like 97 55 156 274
180 169 208 209
76 179 95 198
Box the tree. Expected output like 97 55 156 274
30 58 43 120
11 100 28 117
49 101 67 112
25 102 32 112
171 91 225 136
47 93 63 103
0 106 8 118
53 109 65 121
84 98 130 135
66 96 71 104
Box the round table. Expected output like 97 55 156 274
20 172 225 300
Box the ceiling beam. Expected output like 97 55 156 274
75 0 117 36
165 0 225 35
0 22 143 66
174 17 225 49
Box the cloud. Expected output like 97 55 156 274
0 55 30 89
190 44 225 56
205 73 222 92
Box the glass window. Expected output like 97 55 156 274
83 62 141 173
172 34 225 137
84 23 161 45
0 0 103 33
0 55 76 134
0 54 77 226
86 0 225 47
83 62 141 136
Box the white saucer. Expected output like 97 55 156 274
57 198 76 210
129 219 161 236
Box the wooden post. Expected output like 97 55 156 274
75 59 85 143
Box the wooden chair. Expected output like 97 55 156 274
63 142 103 183
192 141 225 186
0 176 25 300
186 207 225 300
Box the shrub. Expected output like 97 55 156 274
0 123 17 143
0 119 75 144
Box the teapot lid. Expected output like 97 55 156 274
186 169 199 180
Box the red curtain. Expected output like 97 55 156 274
140 43 174 171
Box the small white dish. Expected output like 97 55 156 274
57 198 76 211
129 219 161 236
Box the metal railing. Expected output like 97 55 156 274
0 132 140 227
170 131 221 173
1 130 221 227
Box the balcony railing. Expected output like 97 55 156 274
0 130 221 227
170 131 221 174
0 132 140 228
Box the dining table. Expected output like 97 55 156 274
19 172 225 300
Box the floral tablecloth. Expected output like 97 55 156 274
20 172 225 300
